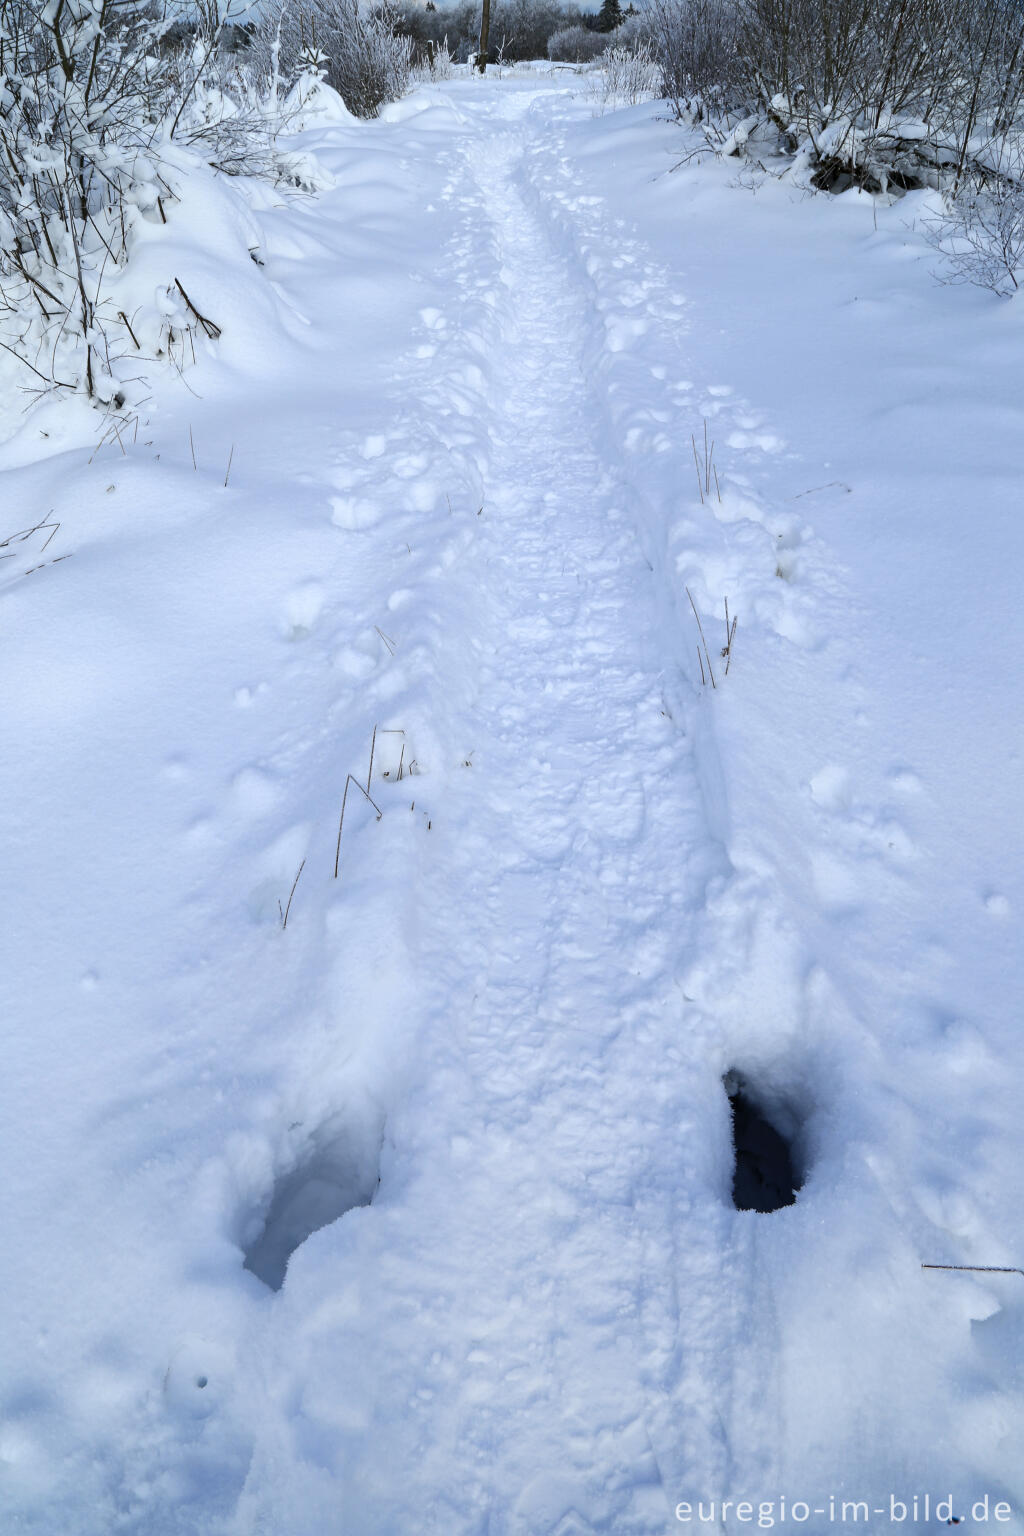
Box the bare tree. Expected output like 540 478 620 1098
477 0 492 71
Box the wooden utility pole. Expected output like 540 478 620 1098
476 0 491 71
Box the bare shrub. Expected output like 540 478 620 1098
611 14 652 52
494 0 571 61
644 0 741 121
547 24 607 62
642 0 1024 193
252 0 413 118
591 41 664 106
926 175 1024 297
735 0 1024 191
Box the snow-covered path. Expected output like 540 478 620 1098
2 75 1024 1536
319 122 749 1529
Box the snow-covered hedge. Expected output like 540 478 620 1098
645 0 1024 196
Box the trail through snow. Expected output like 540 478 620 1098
324 121 760 1527
2 75 1023 1536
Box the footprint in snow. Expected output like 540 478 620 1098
331 494 384 531
808 764 916 868
334 644 378 681
230 766 279 820
280 581 325 640
239 1116 382 1292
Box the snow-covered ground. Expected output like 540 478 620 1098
2 71 1023 1536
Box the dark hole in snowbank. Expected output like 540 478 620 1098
726 1074 802 1213
242 1125 380 1292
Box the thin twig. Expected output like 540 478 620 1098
174 278 221 339
922 1263 1024 1277
117 309 141 350
223 444 234 488
790 481 851 500
375 625 396 655
188 424 197 471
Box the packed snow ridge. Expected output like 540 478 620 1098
1 69 1023 1536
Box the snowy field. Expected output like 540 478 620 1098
2 68 1024 1536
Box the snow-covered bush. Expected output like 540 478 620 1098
547 24 607 63
926 175 1024 297
410 36 454 79
0 0 327 403
252 0 412 118
643 0 1024 195
591 41 663 105
0 0 182 401
744 0 1024 190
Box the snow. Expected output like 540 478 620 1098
1 69 1023 1535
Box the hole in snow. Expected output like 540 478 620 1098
242 1122 381 1292
726 1072 802 1213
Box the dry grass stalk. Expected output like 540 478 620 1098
686 586 716 688
723 598 738 675
334 774 383 879
279 859 306 930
